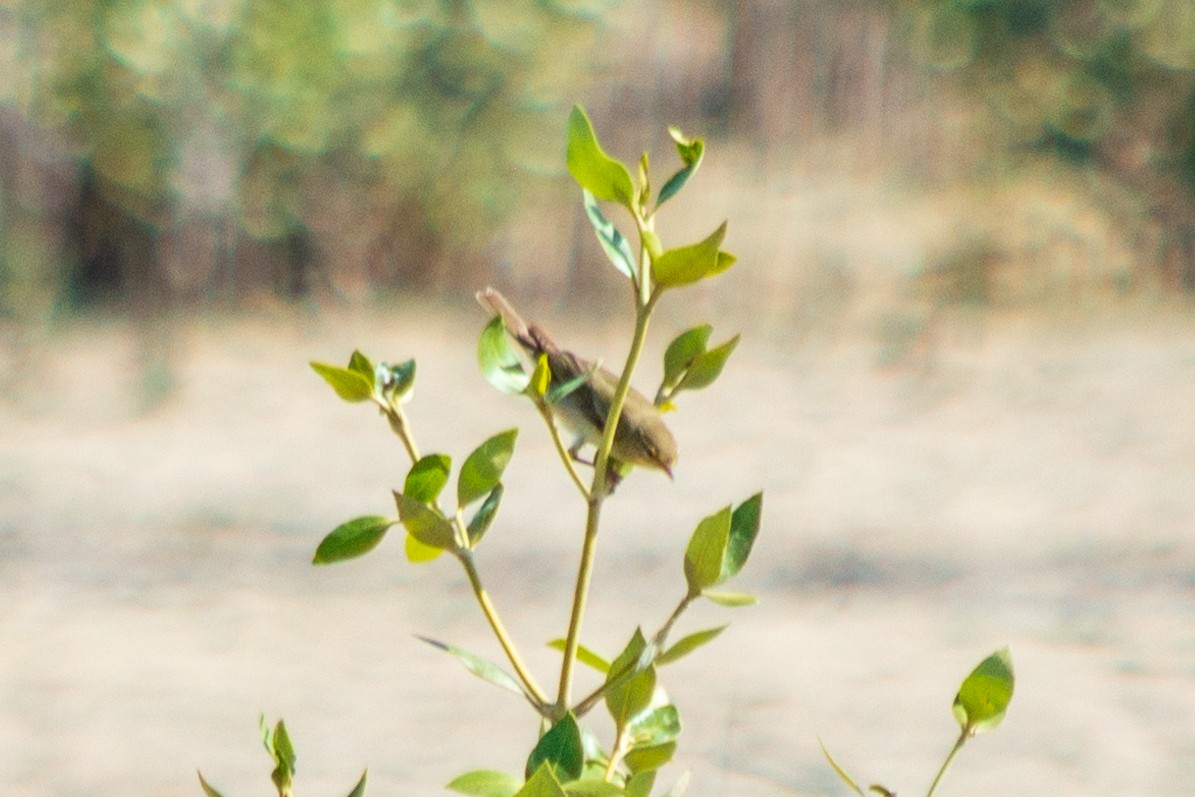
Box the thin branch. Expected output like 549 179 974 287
557 295 658 711
456 548 551 711
381 402 420 463
537 402 590 501
572 592 695 718
925 727 970 797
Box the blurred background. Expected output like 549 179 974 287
3 1 1195 795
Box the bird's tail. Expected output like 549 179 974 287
476 287 557 355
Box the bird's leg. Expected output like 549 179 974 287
568 437 595 467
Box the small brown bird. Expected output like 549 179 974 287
477 287 677 477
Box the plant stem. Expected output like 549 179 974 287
603 731 627 782
383 404 421 462
557 495 604 713
925 727 970 797
456 548 551 710
652 593 695 650
571 590 694 717
538 402 590 501
556 294 659 711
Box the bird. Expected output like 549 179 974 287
476 287 677 479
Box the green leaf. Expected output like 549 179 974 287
530 353 551 398
637 151 651 209
582 189 637 281
405 532 445 563
547 639 610 673
514 764 568 797
722 493 763 582
625 771 656 797
197 771 228 797
545 368 593 406
405 454 452 503
313 516 395 564
627 704 680 747
311 361 375 403
344 769 368 797
564 783 626 793
658 626 727 665
526 713 584 782
818 738 866 797
953 647 1015 734
416 637 527 697
605 629 657 728
566 105 635 208
259 712 273 753
564 779 625 796
394 492 457 550
701 590 756 607
381 359 416 402
683 506 731 593
447 770 522 797
458 429 519 507
676 334 740 393
652 222 728 289
269 719 296 794
642 229 663 260
672 126 703 166
348 350 375 382
656 127 704 208
467 484 504 546
623 742 676 775
479 316 530 395
662 325 711 393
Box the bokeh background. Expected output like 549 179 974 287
3 1 1195 795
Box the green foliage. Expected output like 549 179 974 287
547 639 611 673
458 429 519 508
200 717 366 797
479 316 532 395
514 765 568 797
288 104 1022 797
526 714 585 781
310 361 375 404
448 770 523 797
952 647 1015 735
656 127 705 208
467 484 505 546
394 491 457 550
14 0 609 269
658 326 740 406
262 716 297 797
567 106 636 208
381 361 417 405
821 647 1016 797
904 0 1195 186
297 107 769 796
406 455 454 504
683 494 762 598
313 516 395 564
656 626 726 665
604 630 657 728
418 637 529 698
651 224 732 290
583 190 638 281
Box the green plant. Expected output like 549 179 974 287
200 104 1018 796
306 105 755 796
821 647 1016 797
198 715 367 797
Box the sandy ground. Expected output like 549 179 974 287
3 297 1195 796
